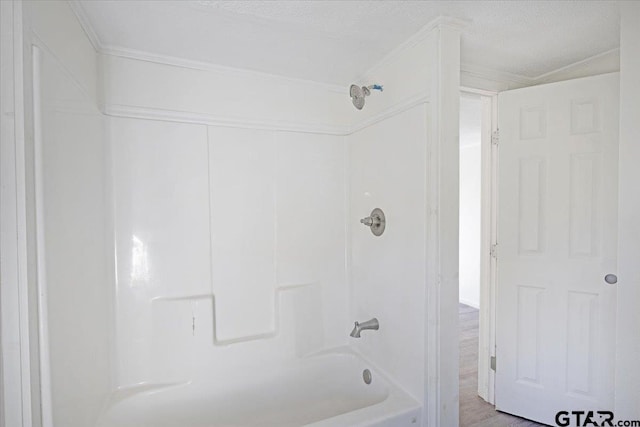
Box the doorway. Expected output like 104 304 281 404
458 90 546 426
458 90 494 425
459 73 620 426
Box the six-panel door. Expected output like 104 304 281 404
496 73 619 425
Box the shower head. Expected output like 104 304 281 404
349 84 383 110
350 84 366 110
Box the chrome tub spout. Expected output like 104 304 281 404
350 318 379 338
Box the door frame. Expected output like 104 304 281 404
0 1 33 426
460 86 498 405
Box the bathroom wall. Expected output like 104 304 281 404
26 2 112 427
28 0 99 104
100 54 353 134
347 23 462 425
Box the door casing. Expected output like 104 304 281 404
460 86 498 405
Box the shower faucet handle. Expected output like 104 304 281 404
360 208 386 236
360 216 375 226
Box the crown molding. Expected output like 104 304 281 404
461 47 620 92
67 1 346 94
348 91 430 135
461 63 535 88
101 90 429 137
431 16 473 32
100 45 346 94
102 103 350 136
533 47 620 81
357 15 471 83
460 86 498 97
67 0 101 51
30 31 97 104
68 1 620 95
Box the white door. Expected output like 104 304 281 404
495 73 619 425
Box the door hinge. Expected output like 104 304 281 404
491 130 499 146
490 243 498 259
491 356 496 371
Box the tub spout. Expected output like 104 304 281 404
350 318 379 338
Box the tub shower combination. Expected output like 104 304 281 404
91 207 419 427
33 3 430 424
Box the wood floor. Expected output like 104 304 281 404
459 303 545 427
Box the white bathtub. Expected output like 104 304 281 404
96 350 421 427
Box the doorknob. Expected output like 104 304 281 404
604 274 617 284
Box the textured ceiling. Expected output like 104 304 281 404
76 0 621 86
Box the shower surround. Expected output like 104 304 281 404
24 1 462 426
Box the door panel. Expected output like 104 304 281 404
496 74 619 425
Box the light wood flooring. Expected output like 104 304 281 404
459 303 545 427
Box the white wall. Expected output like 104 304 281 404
615 1 640 419
28 0 99 104
426 24 462 427
347 23 463 427
459 94 482 308
26 2 112 426
38 51 111 426
101 54 353 134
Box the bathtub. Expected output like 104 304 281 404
96 350 421 427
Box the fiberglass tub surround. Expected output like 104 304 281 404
99 114 423 426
